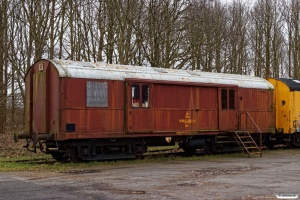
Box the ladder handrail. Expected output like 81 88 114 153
239 112 263 152
245 112 262 133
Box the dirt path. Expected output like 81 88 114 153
1 149 300 200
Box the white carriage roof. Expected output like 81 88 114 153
44 59 273 89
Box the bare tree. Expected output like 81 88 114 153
250 0 285 78
0 0 8 134
107 0 142 65
138 0 187 68
225 1 250 75
95 0 107 62
184 0 228 72
18 0 56 70
284 0 300 78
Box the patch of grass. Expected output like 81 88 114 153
0 152 206 172
147 145 179 152
0 155 52 172
0 156 103 172
1 148 297 172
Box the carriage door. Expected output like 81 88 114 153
127 82 153 133
219 88 238 130
32 72 47 134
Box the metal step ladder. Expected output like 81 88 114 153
233 131 261 158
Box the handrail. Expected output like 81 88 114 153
245 112 262 133
239 112 262 151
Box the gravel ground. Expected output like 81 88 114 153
0 149 300 200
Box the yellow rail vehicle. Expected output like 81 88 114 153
267 78 300 147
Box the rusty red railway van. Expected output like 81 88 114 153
16 59 274 161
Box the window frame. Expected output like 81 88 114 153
131 83 150 108
221 88 236 110
131 84 140 108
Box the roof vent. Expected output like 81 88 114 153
80 62 95 68
153 68 167 73
187 71 200 76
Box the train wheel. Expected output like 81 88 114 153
203 142 214 155
265 141 276 149
51 152 69 162
69 147 82 163
134 144 147 159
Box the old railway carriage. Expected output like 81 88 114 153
267 78 300 147
15 59 275 162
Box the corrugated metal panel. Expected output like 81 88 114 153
35 59 273 90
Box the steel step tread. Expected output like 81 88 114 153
245 146 260 149
248 152 262 154
216 141 237 144
237 136 251 138
216 135 233 138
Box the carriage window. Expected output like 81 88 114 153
142 84 150 108
221 89 227 109
132 84 140 107
229 89 235 109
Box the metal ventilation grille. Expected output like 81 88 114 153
86 81 108 107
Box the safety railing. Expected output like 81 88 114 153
239 112 262 152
